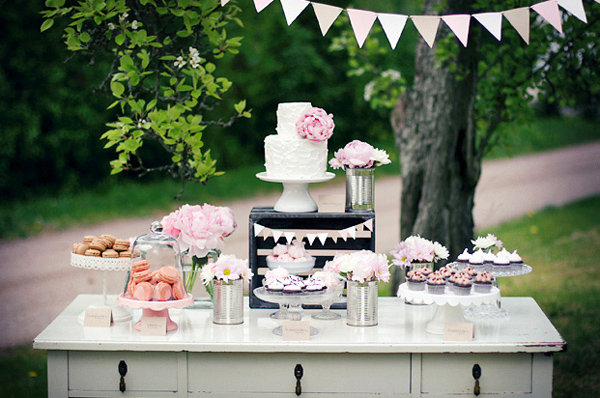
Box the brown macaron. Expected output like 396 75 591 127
113 239 130 251
89 238 108 251
100 234 117 246
102 249 119 258
83 235 97 244
119 250 132 258
74 243 90 255
85 249 101 257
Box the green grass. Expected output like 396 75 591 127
0 346 47 398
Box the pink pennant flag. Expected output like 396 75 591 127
317 233 328 245
254 223 265 237
378 13 408 50
411 15 441 48
532 0 563 33
221 0 230 6
284 231 295 244
347 8 378 48
272 230 283 243
503 7 530 44
280 0 310 26
473 12 503 41
558 0 587 23
338 229 348 242
312 3 343 36
254 0 274 13
363 218 374 231
306 233 318 245
442 14 471 47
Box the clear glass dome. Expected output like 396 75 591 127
125 221 188 301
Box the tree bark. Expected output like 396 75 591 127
390 0 481 294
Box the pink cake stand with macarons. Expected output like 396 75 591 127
117 293 193 332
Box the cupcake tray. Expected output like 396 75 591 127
448 261 532 277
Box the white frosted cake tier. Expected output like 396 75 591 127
276 102 312 138
264 135 327 179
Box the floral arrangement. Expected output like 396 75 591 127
472 233 503 251
390 236 449 268
200 254 252 285
329 140 391 170
324 250 390 283
295 107 335 142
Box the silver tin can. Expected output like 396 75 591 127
346 280 378 327
346 167 375 212
212 279 244 325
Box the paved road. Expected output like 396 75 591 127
1 142 599 347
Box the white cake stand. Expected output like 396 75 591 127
397 283 500 335
256 172 335 213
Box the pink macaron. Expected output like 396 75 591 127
153 282 172 301
132 269 152 283
131 260 150 272
133 282 154 301
157 266 180 284
172 280 186 300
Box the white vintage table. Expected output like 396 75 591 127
34 295 565 397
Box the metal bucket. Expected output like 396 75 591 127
346 168 375 212
346 280 378 327
212 279 244 325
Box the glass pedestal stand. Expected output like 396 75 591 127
312 283 344 320
117 294 194 332
256 172 335 213
397 283 500 335
70 253 134 324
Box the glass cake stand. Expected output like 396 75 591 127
117 293 194 332
397 283 500 334
256 172 335 213
253 287 341 336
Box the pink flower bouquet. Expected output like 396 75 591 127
329 140 391 170
390 236 449 269
296 107 335 142
200 254 252 284
324 250 390 283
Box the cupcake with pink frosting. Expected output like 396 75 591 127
427 272 447 294
473 271 494 293
406 270 426 291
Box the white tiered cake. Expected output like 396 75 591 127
264 102 329 180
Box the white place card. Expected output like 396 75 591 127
443 322 474 341
318 194 345 213
83 307 113 328
282 320 311 341
141 317 167 336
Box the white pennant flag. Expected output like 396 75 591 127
503 7 530 44
346 226 357 239
272 230 283 243
284 231 295 244
558 0 587 23
306 233 318 245
411 15 441 48
312 3 343 36
221 0 230 6
442 14 471 47
473 12 503 41
363 218 373 231
317 232 328 245
262 228 272 241
338 229 348 242
254 0 274 13
532 0 563 33
254 223 265 237
280 0 310 26
347 8 378 48
378 13 408 50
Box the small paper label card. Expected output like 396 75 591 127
443 322 474 341
318 194 345 213
141 317 167 336
282 320 311 341
83 307 113 328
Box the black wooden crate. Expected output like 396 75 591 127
249 206 375 309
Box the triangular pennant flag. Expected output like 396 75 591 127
363 219 374 231
503 7 530 44
473 12 503 41
280 0 310 26
347 8 378 48
355 223 364 233
284 232 296 244
378 13 408 50
221 0 230 6
332 235 339 243
272 230 283 243
317 232 328 245
346 226 357 240
254 223 265 237
296 231 306 243
557 0 587 23
532 0 563 33
312 3 343 36
254 0 274 13
442 14 471 47
411 15 441 48
306 233 317 245
262 228 272 241
338 229 348 242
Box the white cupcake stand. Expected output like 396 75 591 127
256 172 335 212
397 283 500 334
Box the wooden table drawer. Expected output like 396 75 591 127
189 352 411 395
69 351 180 393
420 353 532 395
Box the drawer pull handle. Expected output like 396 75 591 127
472 363 481 396
294 364 303 396
118 360 128 393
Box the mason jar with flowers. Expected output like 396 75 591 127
329 140 391 211
325 250 390 326
390 236 449 273
161 203 236 307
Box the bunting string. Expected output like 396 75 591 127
221 0 591 49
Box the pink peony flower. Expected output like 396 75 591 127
296 107 335 142
204 254 251 283
325 250 390 282
161 210 182 237
342 140 375 168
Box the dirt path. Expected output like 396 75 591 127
1 142 599 347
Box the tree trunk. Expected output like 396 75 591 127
390 0 482 294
